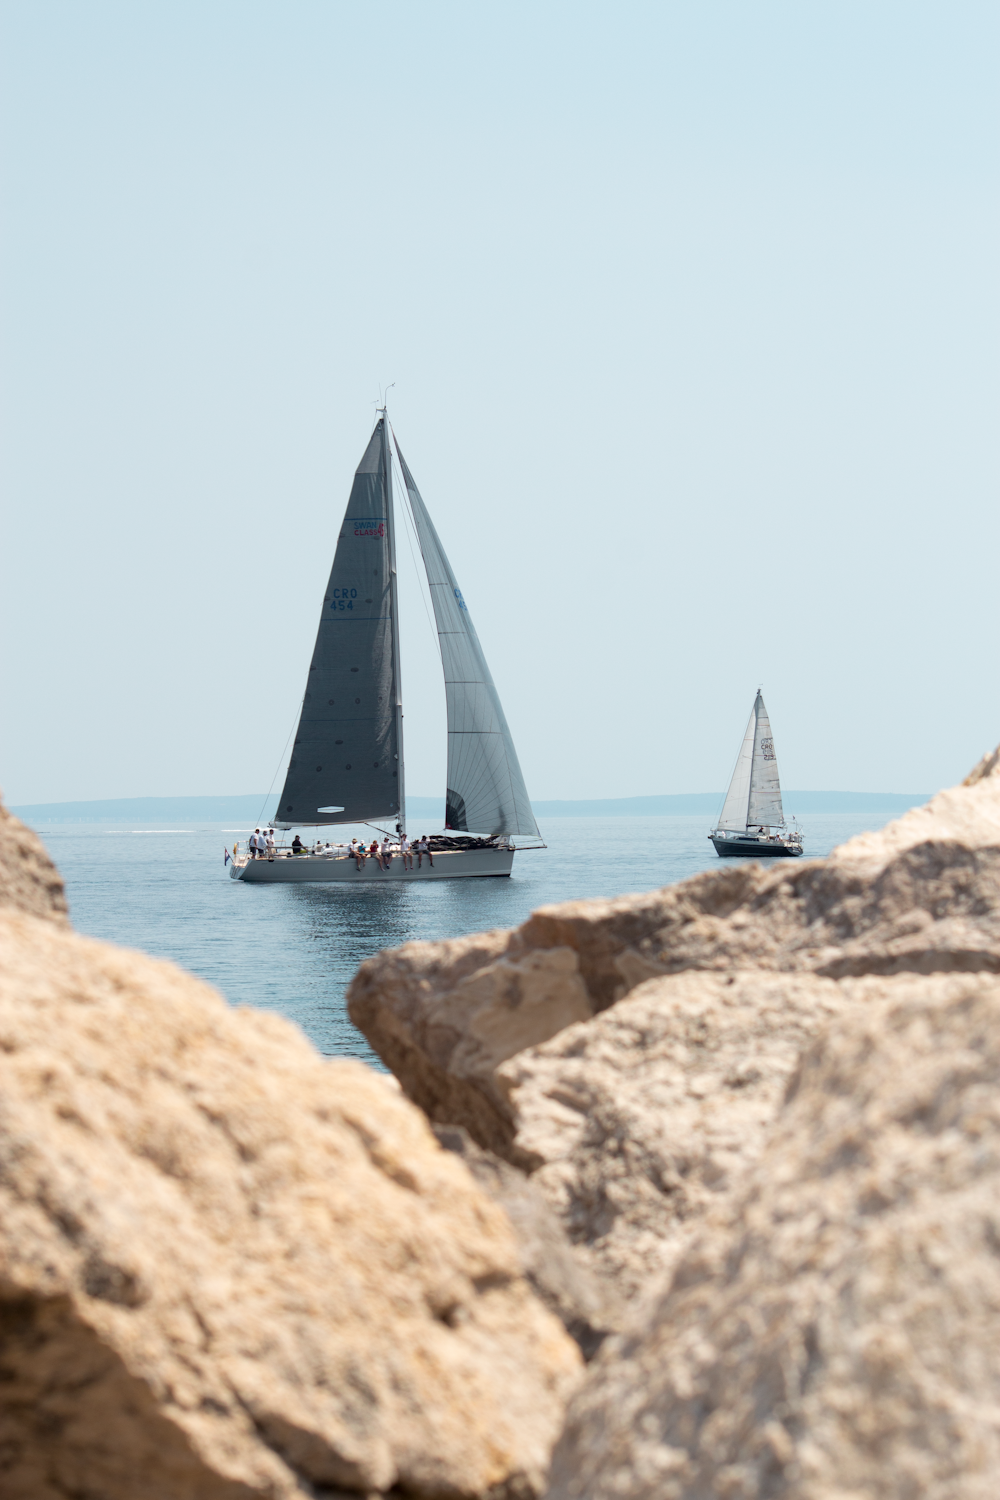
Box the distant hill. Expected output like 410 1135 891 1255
10 790 931 824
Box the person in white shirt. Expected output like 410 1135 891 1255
379 835 393 870
399 832 413 870
250 828 263 859
416 836 433 868
350 838 364 870
265 830 276 861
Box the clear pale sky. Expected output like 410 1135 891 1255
1 2 996 806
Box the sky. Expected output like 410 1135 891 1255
1 1 997 806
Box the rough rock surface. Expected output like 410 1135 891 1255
0 795 68 925
548 971 1000 1500
433 1125 623 1358
348 750 1000 1165
498 970 852 1300
0 908 580 1500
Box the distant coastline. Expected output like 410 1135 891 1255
11 790 932 824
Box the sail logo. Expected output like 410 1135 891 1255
453 587 468 611
350 517 385 539
760 738 776 760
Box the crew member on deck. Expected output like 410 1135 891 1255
291 834 304 854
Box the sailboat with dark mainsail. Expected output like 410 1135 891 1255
230 410 540 883
708 691 803 858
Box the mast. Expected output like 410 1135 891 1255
383 411 406 835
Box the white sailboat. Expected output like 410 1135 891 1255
231 410 541 884
709 691 803 858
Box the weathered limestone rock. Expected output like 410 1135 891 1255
497 969 852 1300
0 795 68 925
547 972 1000 1500
349 933 596 1162
0 908 581 1499
433 1125 623 1359
348 751 1000 1163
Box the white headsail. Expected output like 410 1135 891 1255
717 691 785 831
394 432 539 838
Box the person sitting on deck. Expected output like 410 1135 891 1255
416 835 433 868
380 835 393 870
291 834 304 854
351 838 365 869
399 832 413 870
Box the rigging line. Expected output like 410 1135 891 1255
257 704 301 827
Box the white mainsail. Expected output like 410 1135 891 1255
717 691 785 831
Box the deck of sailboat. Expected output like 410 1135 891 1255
231 847 514 882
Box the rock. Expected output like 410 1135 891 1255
348 932 597 1162
348 751 1000 1161
0 796 68 925
547 971 1000 1500
0 908 581 1500
497 969 852 1301
433 1125 623 1359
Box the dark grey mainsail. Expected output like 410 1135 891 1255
274 419 402 828
394 435 539 837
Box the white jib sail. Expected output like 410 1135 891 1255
393 433 540 838
717 691 785 831
717 704 756 831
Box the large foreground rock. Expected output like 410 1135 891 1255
0 795 68 925
0 907 580 1499
497 969 852 1299
548 971 1000 1500
348 753 1000 1311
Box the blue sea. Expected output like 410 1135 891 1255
40 814 893 1065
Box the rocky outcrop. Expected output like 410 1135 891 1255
348 753 1000 1166
497 969 852 1300
548 971 1000 1500
0 905 580 1499
0 795 68 925
433 1125 623 1359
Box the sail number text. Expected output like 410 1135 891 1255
330 588 358 611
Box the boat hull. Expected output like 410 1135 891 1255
231 847 515 883
710 835 802 859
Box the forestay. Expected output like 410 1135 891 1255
394 436 539 837
717 690 784 830
274 420 401 828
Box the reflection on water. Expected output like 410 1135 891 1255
42 813 892 1061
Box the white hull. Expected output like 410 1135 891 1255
230 847 514 883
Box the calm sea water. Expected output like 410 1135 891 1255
41 813 891 1064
